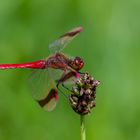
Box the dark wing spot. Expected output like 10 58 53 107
61 27 83 37
37 89 58 107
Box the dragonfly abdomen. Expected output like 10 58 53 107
0 60 46 70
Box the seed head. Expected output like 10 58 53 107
69 72 100 115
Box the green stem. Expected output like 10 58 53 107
80 115 86 140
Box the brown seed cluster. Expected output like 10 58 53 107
69 73 100 115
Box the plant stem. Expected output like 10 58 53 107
80 115 86 140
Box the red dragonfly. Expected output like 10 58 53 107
0 27 84 111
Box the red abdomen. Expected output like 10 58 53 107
0 60 46 70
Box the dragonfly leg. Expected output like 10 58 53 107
56 83 69 99
61 83 73 93
78 71 85 75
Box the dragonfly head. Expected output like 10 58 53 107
70 57 84 71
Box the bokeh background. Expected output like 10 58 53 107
0 0 140 140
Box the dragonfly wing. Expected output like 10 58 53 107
28 69 58 111
37 81 58 111
59 70 80 85
49 27 83 53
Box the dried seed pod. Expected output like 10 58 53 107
69 72 100 115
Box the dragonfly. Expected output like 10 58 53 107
0 27 84 111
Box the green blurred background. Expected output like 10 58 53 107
0 0 140 140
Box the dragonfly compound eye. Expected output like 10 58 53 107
73 57 84 71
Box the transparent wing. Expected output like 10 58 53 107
28 68 60 111
58 70 80 86
49 26 83 53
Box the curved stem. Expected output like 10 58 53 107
80 115 86 140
